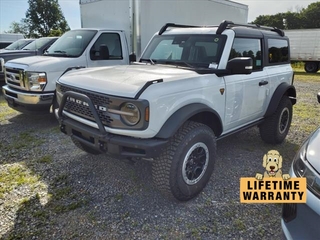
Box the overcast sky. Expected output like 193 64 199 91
0 0 318 33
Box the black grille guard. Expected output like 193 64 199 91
58 91 107 134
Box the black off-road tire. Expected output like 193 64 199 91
304 62 319 73
71 137 101 155
152 121 217 201
259 96 292 144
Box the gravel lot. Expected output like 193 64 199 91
0 76 319 240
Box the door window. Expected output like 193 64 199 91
229 38 262 70
90 33 122 60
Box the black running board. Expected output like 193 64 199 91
217 119 264 141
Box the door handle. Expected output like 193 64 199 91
259 80 269 86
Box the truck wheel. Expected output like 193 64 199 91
304 62 318 73
152 121 216 201
259 96 292 144
71 137 101 155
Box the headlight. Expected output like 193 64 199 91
293 140 320 198
119 102 140 126
25 72 47 91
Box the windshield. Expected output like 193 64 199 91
141 34 226 68
45 30 97 57
22 38 55 50
5 39 33 50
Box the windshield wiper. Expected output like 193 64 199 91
54 50 67 53
156 60 195 68
140 58 156 65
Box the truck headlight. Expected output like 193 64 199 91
120 102 140 126
293 140 320 198
25 72 47 91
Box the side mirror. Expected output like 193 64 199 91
226 57 253 74
99 44 109 60
129 53 136 62
317 92 320 103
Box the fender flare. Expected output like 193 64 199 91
155 103 223 139
264 82 296 118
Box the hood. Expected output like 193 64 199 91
306 127 320 172
59 64 198 98
0 50 37 58
5 55 83 72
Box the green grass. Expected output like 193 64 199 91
290 63 320 134
37 155 53 164
0 163 43 199
0 95 17 121
292 63 320 83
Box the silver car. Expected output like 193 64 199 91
281 93 320 239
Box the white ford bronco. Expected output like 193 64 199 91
56 21 296 201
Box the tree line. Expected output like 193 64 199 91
7 0 69 37
252 2 320 29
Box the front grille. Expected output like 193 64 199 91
282 203 297 223
5 67 25 90
58 84 114 126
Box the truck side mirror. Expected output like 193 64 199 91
99 44 109 60
129 53 136 62
226 57 253 75
317 92 320 103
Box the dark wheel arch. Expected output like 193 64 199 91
264 82 296 118
155 103 223 139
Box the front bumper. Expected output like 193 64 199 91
58 91 168 158
281 171 320 240
2 85 54 114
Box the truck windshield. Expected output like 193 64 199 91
45 30 97 57
22 38 55 50
5 39 34 50
141 34 226 68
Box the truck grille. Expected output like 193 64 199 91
58 84 113 126
5 67 26 90
0 58 4 73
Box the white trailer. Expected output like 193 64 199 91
80 0 248 57
0 33 24 49
285 29 320 73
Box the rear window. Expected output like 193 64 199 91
268 39 289 63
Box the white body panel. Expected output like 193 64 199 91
285 29 320 61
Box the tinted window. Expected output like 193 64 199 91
268 39 289 63
0 42 11 49
229 38 262 70
90 33 122 60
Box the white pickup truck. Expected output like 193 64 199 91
56 21 296 201
2 29 135 113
